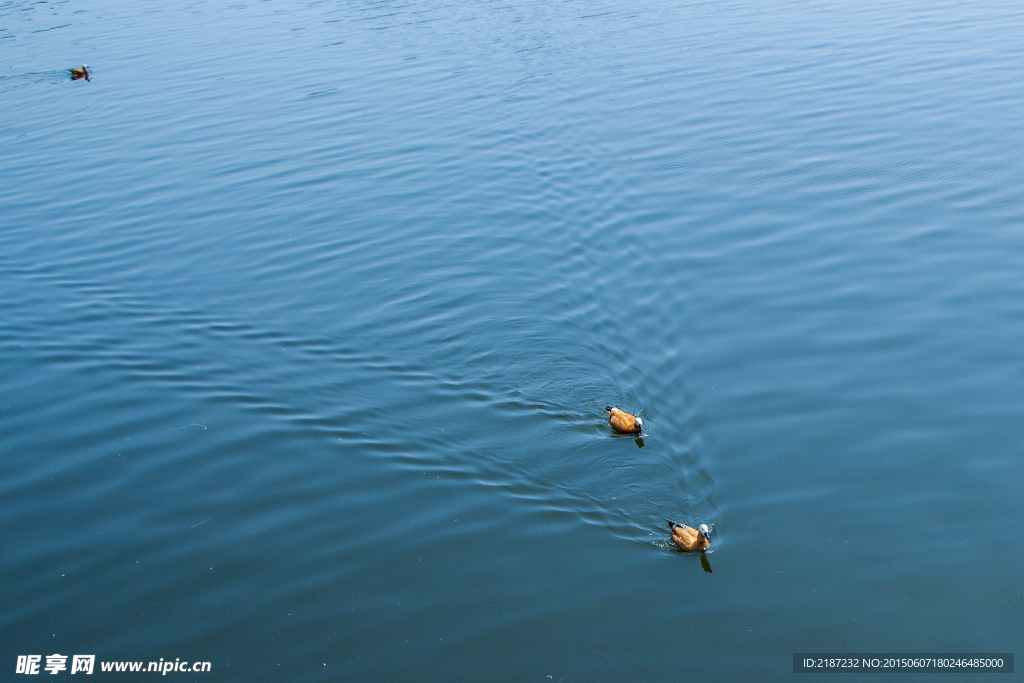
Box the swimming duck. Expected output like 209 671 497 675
666 519 710 552
69 65 90 81
605 405 643 434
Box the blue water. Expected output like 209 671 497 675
2 0 1023 680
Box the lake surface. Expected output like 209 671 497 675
2 0 1022 680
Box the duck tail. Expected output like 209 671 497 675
605 405 614 412
665 518 679 530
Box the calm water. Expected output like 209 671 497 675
2 0 1023 680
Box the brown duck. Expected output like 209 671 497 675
605 405 643 434
69 65 90 81
666 519 711 552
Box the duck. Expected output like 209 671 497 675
666 519 711 552
69 65 90 81
605 405 643 434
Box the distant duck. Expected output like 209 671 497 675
69 65 90 81
605 405 643 434
666 519 711 552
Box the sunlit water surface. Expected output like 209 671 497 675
2 0 1023 680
